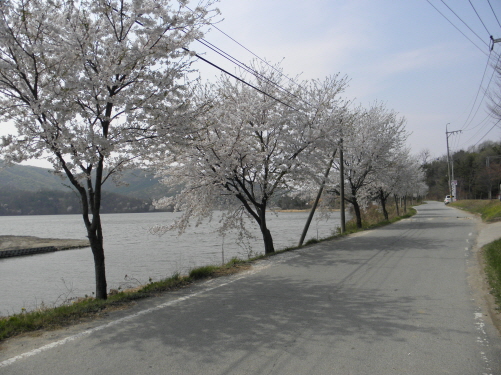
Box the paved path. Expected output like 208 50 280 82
1 201 500 374
477 219 501 248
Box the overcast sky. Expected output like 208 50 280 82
7 0 501 167
191 0 501 161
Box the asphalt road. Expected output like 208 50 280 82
1 201 500 374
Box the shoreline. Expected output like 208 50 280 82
0 236 89 258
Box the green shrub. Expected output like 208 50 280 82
224 257 247 267
139 273 188 294
188 265 219 280
305 238 320 245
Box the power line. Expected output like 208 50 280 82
458 115 497 149
425 0 489 56
183 47 298 111
468 0 491 36
487 0 501 29
439 0 489 48
110 4 306 112
460 50 501 131
426 1 501 146
194 37 306 105
472 119 501 147
180 6 317 111
207 23 306 92
464 112 494 132
460 51 493 131
178 23 309 107
113 5 301 112
189 3 501 153
184 5 306 93
463 49 501 134
475 50 501 115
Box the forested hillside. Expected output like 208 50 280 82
0 163 170 199
0 163 68 192
0 163 310 215
0 189 153 215
423 140 501 200
0 163 171 215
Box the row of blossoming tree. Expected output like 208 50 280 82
0 0 427 300
151 66 428 253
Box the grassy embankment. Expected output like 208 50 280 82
450 200 501 309
0 203 417 342
450 199 501 222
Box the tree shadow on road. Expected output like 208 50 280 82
87 265 469 372
83 203 479 372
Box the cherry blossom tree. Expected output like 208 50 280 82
296 105 353 246
391 157 427 213
154 67 347 254
0 0 217 299
370 150 421 220
329 103 408 228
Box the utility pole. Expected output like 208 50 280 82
446 123 451 196
339 137 345 233
446 123 462 200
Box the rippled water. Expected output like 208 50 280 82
0 211 342 316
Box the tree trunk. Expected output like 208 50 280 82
394 194 400 216
352 199 363 228
298 187 322 247
403 195 407 213
87 219 107 300
298 149 337 246
380 190 389 221
69 157 108 300
257 206 275 254
88 156 107 299
234 194 275 255
261 226 275 255
339 143 346 233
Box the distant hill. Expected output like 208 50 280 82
101 169 173 200
0 163 171 199
0 189 154 215
0 163 308 215
0 163 173 215
0 163 68 192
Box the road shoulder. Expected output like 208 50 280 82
469 219 501 335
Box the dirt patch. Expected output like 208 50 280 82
0 235 89 252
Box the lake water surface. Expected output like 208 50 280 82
0 211 342 316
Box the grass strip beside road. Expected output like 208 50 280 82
0 205 418 343
450 199 501 222
484 239 501 308
0 258 251 342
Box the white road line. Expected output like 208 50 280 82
474 311 494 375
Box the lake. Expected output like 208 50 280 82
0 210 343 316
